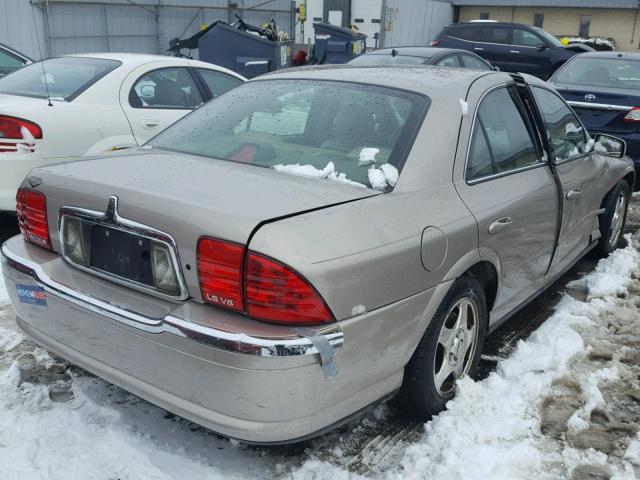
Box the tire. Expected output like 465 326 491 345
399 275 488 420
595 180 630 257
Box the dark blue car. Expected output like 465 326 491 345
432 22 587 80
550 52 640 170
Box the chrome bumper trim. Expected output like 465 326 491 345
1 243 344 357
567 101 633 112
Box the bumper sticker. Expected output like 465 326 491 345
16 284 47 306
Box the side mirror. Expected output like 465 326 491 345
536 43 548 52
594 133 626 158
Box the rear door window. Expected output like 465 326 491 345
196 69 243 98
150 80 428 190
530 86 588 162
479 27 512 44
129 67 203 109
467 87 540 181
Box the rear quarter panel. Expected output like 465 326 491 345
248 86 481 322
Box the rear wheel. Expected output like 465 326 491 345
596 180 630 256
400 276 488 419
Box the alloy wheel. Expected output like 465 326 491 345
433 296 479 397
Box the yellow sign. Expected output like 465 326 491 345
299 4 306 22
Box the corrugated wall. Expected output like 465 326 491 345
382 0 453 47
0 0 46 59
0 0 294 59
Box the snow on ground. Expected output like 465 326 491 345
1 230 640 479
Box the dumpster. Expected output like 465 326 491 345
168 17 293 79
313 23 367 64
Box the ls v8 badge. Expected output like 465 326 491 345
16 284 47 306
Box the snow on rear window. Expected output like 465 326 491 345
150 79 428 190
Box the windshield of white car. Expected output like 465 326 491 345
0 57 121 101
349 54 430 65
554 57 640 90
150 79 428 190
532 27 563 47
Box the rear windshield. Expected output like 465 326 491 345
349 54 430 65
149 79 428 190
0 57 120 101
554 57 640 90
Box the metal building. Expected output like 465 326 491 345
295 0 453 48
1 0 296 60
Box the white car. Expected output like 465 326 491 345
0 53 245 212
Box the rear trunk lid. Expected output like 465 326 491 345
34 148 378 249
553 83 640 133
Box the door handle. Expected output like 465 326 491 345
142 119 159 128
488 217 513 234
474 47 484 51
566 188 582 200
510 50 520 54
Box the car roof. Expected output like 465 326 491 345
62 52 210 68
256 64 503 97
569 51 640 60
56 52 245 79
448 21 534 29
363 46 468 58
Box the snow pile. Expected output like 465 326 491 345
379 164 398 187
368 164 399 191
273 161 366 188
459 98 469 116
358 148 379 166
565 123 583 134
296 233 640 479
368 168 388 191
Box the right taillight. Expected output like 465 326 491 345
196 237 334 325
16 188 51 250
429 40 440 47
624 107 640 122
245 252 334 325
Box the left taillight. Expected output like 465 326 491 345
0 115 42 139
16 188 51 250
197 237 245 312
624 107 640 122
197 237 334 325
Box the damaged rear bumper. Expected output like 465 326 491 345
0 236 418 444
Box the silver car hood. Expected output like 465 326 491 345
31 149 379 248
